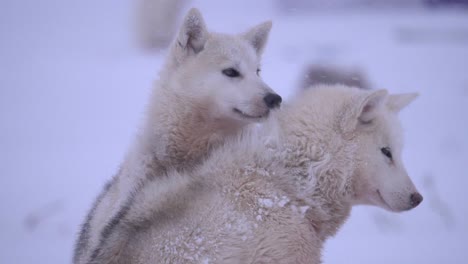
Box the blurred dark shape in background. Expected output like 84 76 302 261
396 27 468 45
424 0 468 8
275 0 468 13
300 64 372 90
422 173 456 230
24 199 64 232
275 0 422 13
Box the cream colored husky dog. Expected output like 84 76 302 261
101 84 422 263
73 8 280 264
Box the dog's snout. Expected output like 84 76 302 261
409 192 423 207
263 93 282 109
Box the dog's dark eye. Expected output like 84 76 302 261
381 147 392 159
256 68 261 76
222 68 240 78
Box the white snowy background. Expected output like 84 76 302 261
1 0 467 263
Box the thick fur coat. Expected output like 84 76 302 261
95 85 422 263
73 8 279 264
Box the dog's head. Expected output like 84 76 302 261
341 89 422 212
169 8 281 124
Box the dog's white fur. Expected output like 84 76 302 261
108 85 422 263
73 8 278 264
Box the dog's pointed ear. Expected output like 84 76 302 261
242 21 272 55
357 89 388 123
176 8 208 56
341 89 388 133
387 93 418 112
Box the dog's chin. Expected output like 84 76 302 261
375 189 393 211
376 189 408 212
232 108 269 121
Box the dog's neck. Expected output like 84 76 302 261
271 108 354 242
137 81 242 175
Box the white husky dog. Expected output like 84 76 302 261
73 8 280 264
100 84 422 263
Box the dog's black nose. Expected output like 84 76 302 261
410 192 423 207
263 93 282 109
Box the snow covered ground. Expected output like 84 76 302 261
1 0 467 263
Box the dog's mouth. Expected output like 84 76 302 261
376 189 393 211
233 108 269 120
